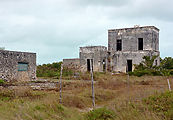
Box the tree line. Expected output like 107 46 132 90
36 62 73 78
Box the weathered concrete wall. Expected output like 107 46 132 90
0 50 36 82
108 26 159 52
63 58 80 70
111 51 160 72
108 26 160 73
79 46 107 72
63 26 160 73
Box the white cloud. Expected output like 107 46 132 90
0 0 172 64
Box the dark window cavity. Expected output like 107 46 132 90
117 39 122 51
138 38 143 50
18 62 28 71
155 38 157 50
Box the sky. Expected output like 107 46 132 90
0 0 173 64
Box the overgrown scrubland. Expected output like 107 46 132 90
0 73 173 119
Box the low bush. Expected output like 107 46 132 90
0 79 5 84
37 62 74 78
143 91 173 119
37 62 62 78
129 70 151 77
130 55 170 77
85 107 116 120
130 56 173 77
129 69 162 77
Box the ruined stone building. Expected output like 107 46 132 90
108 26 160 72
63 26 160 73
79 46 107 72
0 50 36 82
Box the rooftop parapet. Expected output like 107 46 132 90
108 26 159 32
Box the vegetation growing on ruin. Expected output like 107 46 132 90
160 57 173 70
130 56 173 76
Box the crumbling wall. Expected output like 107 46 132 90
108 26 160 73
63 58 80 70
0 50 36 82
108 26 159 52
79 46 107 72
111 51 160 72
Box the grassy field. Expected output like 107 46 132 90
0 73 173 120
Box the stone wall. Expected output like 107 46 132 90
0 81 58 90
28 82 58 90
0 50 36 82
108 26 159 52
63 26 160 73
79 46 107 72
108 26 160 72
63 58 80 70
111 51 160 72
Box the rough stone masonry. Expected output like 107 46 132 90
63 26 160 73
79 46 107 72
108 26 160 72
0 50 36 82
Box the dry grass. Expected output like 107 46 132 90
0 73 172 119
60 73 172 119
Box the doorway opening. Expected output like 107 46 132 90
127 60 132 72
103 59 106 72
87 59 93 72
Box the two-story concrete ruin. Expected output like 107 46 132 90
0 50 36 82
63 26 160 73
108 26 160 72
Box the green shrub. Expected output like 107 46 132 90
35 104 47 111
131 56 173 77
143 91 173 119
36 62 61 78
0 79 5 84
37 62 75 78
85 107 116 120
169 70 173 75
160 57 173 69
62 68 73 77
130 55 163 76
129 70 152 77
